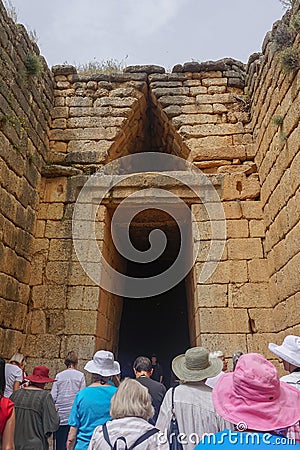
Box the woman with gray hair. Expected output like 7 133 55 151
88 378 169 449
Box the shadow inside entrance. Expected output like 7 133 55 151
118 268 190 389
114 207 192 388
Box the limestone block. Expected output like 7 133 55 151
247 259 269 282
172 114 219 127
196 260 247 284
37 203 64 220
189 86 208 95
222 174 261 201
202 78 227 87
246 333 277 359
227 237 263 259
223 201 243 219
249 219 265 237
67 286 100 310
196 93 234 104
60 335 96 360
93 97 137 108
0 298 27 330
208 86 227 94
44 178 68 203
52 118 67 129
194 160 232 170
50 141 68 153
186 136 234 154
29 253 46 286
67 140 111 154
51 107 69 119
248 308 275 332
226 219 249 238
158 95 194 107
194 240 227 262
217 164 254 174
1 329 24 359
48 239 72 261
64 310 98 335
56 81 70 89
24 334 61 358
213 104 228 114
181 104 213 114
180 123 244 138
31 285 67 309
273 295 300 332
45 261 69 284
45 220 72 239
67 116 125 128
196 284 228 307
68 261 97 286
233 133 253 145
54 97 66 106
66 97 93 107
198 307 250 333
49 127 119 141
69 106 133 118
241 201 263 219
192 203 225 221
28 310 46 334
200 333 247 358
32 238 49 254
151 87 190 98
228 282 271 307
285 221 300 261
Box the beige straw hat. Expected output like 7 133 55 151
172 347 222 382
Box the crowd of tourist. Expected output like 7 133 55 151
0 335 300 449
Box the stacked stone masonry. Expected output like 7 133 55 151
0 0 299 374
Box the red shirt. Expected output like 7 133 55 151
0 396 14 435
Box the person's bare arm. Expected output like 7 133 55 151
66 426 78 450
2 409 15 450
12 381 21 391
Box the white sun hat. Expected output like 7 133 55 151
84 350 120 377
269 335 300 367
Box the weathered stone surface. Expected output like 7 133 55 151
52 65 77 75
124 65 165 74
65 150 108 164
42 165 82 178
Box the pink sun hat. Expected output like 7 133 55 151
213 353 300 431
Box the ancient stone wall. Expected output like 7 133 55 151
0 0 299 374
24 59 271 373
0 0 53 358
247 4 300 362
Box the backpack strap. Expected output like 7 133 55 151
129 428 159 449
171 386 176 417
102 423 113 448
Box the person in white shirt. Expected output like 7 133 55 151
269 335 300 390
51 351 86 450
269 335 300 443
156 347 232 450
4 352 25 398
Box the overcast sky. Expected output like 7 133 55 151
7 0 285 70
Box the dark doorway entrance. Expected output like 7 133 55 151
117 208 191 388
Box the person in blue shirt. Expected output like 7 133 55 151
66 350 120 450
194 353 300 450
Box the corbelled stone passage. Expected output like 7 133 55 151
0 0 299 374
